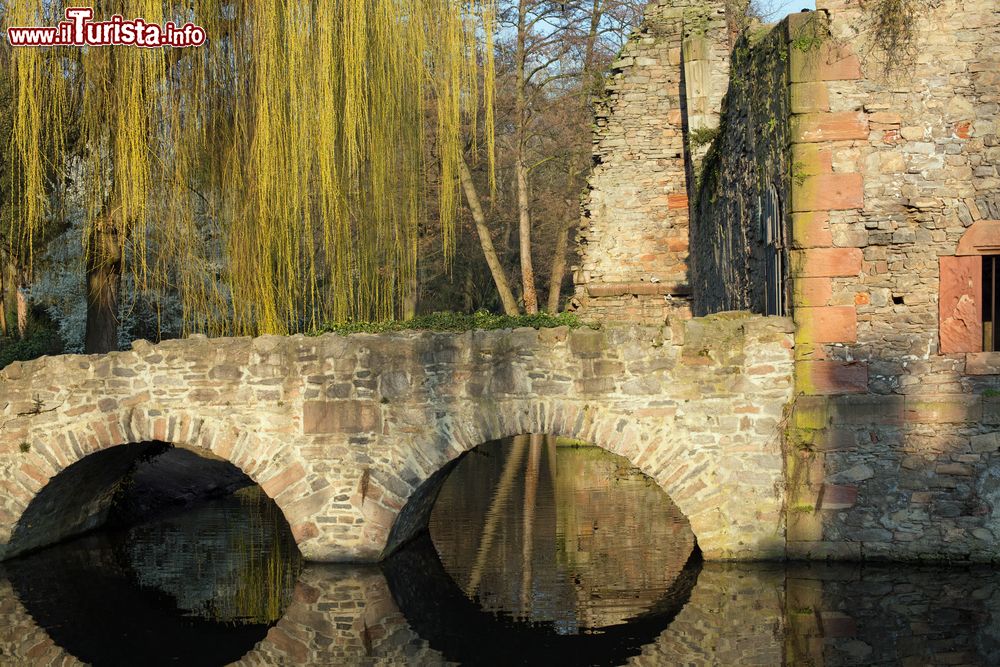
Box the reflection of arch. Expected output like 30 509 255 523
5 407 307 559
375 398 784 562
382 532 701 666
4 531 274 666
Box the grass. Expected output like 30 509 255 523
310 310 593 336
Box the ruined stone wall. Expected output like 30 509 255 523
0 315 795 563
571 0 731 324
690 22 792 315
784 3 1000 561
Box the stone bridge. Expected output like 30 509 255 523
0 313 794 562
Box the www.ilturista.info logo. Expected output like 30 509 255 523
7 7 206 48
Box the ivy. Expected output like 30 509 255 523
310 311 593 336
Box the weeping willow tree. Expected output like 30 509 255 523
2 0 495 351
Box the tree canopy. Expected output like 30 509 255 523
3 0 495 345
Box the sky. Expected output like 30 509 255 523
764 0 817 20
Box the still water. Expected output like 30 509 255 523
2 437 1000 665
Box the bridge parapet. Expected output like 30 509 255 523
0 313 794 561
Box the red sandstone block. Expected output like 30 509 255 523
303 400 380 434
667 237 689 252
792 112 869 142
790 82 830 113
798 360 868 395
869 112 901 126
667 193 688 209
966 352 1000 375
792 173 864 212
794 277 833 308
791 248 863 278
264 626 311 663
291 521 320 543
956 219 1000 255
939 256 982 354
903 395 982 423
819 484 858 510
795 306 857 343
830 395 905 425
791 143 834 175
819 611 858 637
262 462 307 498
812 428 857 451
790 42 862 82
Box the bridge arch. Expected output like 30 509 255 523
377 397 780 561
3 405 313 560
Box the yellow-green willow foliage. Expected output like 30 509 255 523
4 0 495 335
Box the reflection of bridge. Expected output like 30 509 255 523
0 313 793 562
5 548 1000 665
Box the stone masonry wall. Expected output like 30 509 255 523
784 4 1000 561
571 0 731 325
691 21 792 315
0 315 795 562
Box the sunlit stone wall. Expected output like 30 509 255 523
0 314 794 562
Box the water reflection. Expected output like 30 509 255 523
428 435 697 631
6 553 1000 665
3 438 1000 665
1 487 301 666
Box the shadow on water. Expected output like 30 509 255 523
382 531 703 667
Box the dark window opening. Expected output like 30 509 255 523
762 185 786 316
985 255 998 352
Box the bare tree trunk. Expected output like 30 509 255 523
15 267 28 338
402 266 418 319
84 217 122 353
516 160 538 314
515 0 538 314
546 220 571 313
520 434 542 615
0 262 7 337
468 434 529 595
458 156 520 315
462 270 475 313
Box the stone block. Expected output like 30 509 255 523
790 82 830 113
788 509 824 542
793 277 833 309
985 398 1000 425
791 212 833 249
667 193 688 209
939 256 982 354
792 143 834 176
819 484 858 510
829 395 905 425
791 112 869 143
789 42 862 83
903 395 982 423
956 219 1000 255
792 173 864 212
812 428 858 451
568 328 606 358
302 400 380 434
791 248 863 278
966 352 1000 375
794 306 857 344
797 361 868 395
794 396 831 429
